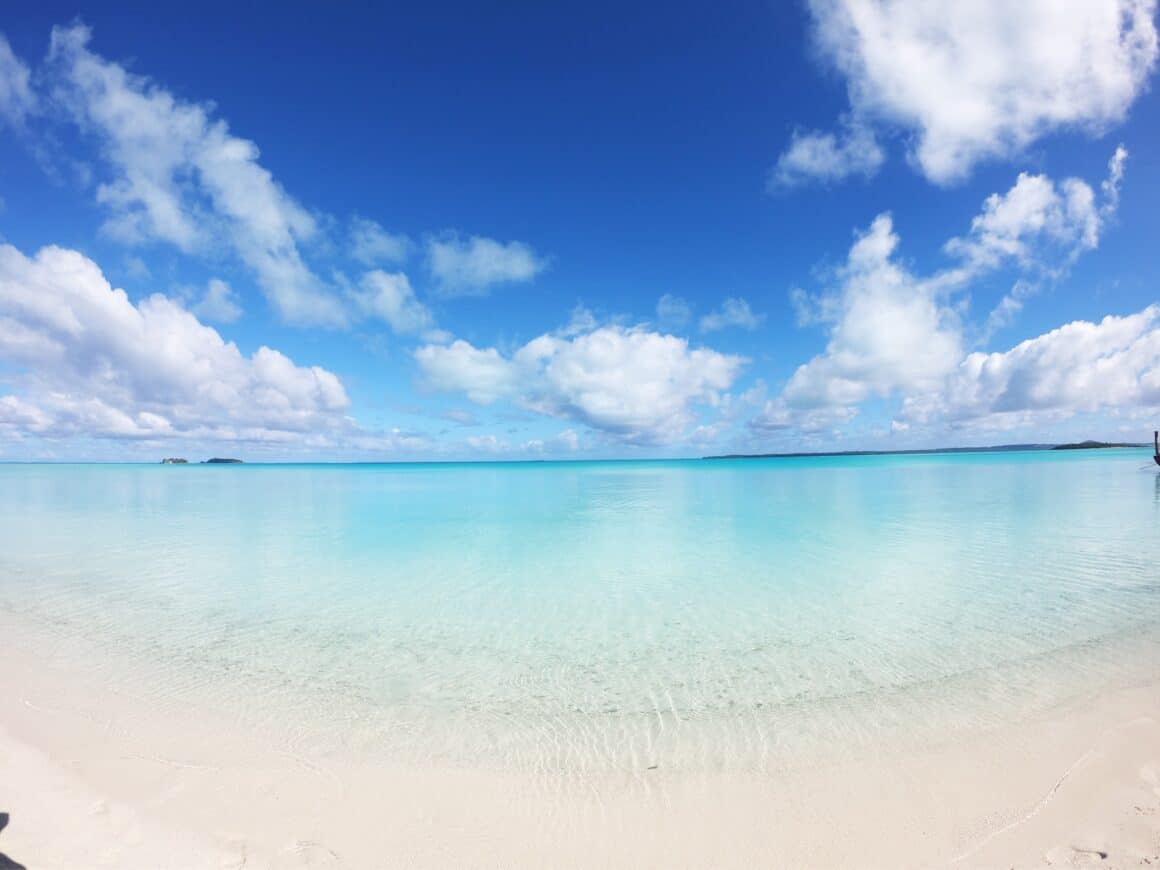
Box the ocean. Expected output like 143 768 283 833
2 450 1158 776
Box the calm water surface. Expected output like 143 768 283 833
2 451 1158 774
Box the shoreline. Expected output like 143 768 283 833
2 614 1158 868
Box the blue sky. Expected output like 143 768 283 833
0 1 1158 460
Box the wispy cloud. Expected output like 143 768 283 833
769 116 883 189
46 23 348 326
0 34 36 126
426 233 547 297
192 278 243 324
349 217 411 266
700 297 764 333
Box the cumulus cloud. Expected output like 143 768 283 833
348 270 434 335
192 278 243 324
899 306 1160 430
414 340 516 406
426 234 547 297
699 297 764 332
943 153 1127 273
781 0 1157 184
0 34 35 126
45 23 347 326
770 117 883 188
349 217 411 266
0 243 350 442
762 153 1129 433
949 148 1128 340
415 325 744 443
782 214 964 413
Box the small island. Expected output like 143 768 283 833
160 457 188 464
203 458 244 464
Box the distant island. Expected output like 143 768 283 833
1050 440 1146 450
160 457 188 464
705 442 1146 460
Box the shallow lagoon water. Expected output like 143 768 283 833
2 451 1158 775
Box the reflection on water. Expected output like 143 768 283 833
1 451 1159 773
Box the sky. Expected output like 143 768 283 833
0 0 1158 461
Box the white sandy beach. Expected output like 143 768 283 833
2 614 1158 870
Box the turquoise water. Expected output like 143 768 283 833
2 451 1159 773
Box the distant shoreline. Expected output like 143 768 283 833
0 442 1151 467
704 441 1148 460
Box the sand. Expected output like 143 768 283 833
1 625 1158 869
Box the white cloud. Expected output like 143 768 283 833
350 217 411 266
782 214 964 412
192 278 243 324
1103 145 1129 212
762 152 1134 434
46 23 346 326
770 117 883 187
349 270 434 335
0 395 53 432
414 340 516 405
943 159 1121 272
465 433 507 453
560 304 597 337
0 243 350 442
416 325 744 443
899 306 1160 429
12 24 552 336
699 297 764 332
791 0 1157 183
949 148 1127 342
751 401 859 435
979 279 1037 344
521 429 583 454
656 293 691 329
461 428 581 456
0 34 35 126
426 234 547 297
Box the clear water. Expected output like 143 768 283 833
2 451 1159 774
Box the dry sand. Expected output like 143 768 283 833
1 626 1158 869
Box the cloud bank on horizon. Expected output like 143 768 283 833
0 4 1157 460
